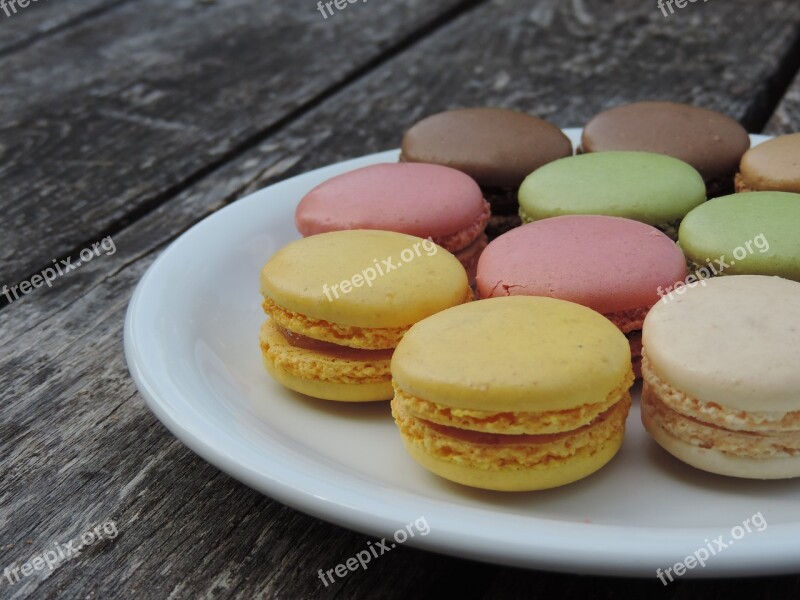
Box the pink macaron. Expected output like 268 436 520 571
295 163 490 280
476 215 688 375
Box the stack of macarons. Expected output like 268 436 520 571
391 297 635 491
259 230 471 402
641 276 800 479
254 100 800 491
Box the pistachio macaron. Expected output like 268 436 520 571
391 296 634 491
517 151 706 239
642 275 800 479
260 230 471 402
678 192 800 282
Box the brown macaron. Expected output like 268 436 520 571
581 101 750 197
735 133 800 193
400 108 573 238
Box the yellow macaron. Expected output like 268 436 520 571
260 230 471 402
391 296 634 491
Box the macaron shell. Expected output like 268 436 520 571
581 101 751 181
518 152 706 226
642 399 800 479
737 133 800 193
678 192 800 281
261 230 469 329
398 428 625 491
295 163 487 240
476 216 688 313
391 296 632 412
400 108 573 189
260 320 393 401
642 275 800 412
262 355 393 402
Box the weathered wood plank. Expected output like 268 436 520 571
0 0 127 56
765 69 800 135
0 0 473 289
4 0 800 598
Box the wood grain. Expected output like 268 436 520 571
3 0 800 598
0 0 473 289
0 0 127 55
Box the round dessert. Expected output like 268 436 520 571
641 275 800 479
260 230 471 402
391 296 634 491
296 163 489 281
476 216 688 376
678 191 800 282
517 151 706 239
400 108 573 238
736 133 800 193
581 101 750 197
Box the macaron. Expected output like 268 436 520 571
641 275 800 479
678 192 800 282
260 230 471 402
517 151 706 239
581 101 750 197
391 296 634 491
476 216 688 376
296 163 490 281
736 132 800 193
400 108 573 238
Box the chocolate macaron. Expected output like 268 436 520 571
736 133 800 193
581 101 750 197
401 108 573 238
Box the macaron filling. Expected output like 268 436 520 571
432 200 491 254
277 326 394 361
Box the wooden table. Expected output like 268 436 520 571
2 1 800 597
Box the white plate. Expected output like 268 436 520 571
125 130 800 578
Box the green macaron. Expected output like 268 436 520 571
678 192 800 281
518 151 706 238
